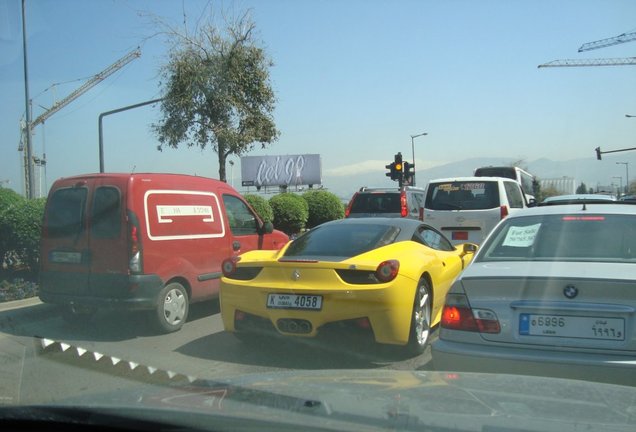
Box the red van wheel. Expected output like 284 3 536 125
154 282 189 333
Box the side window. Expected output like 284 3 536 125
223 194 258 236
416 226 454 251
91 186 121 238
504 182 524 208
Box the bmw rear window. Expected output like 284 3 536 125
282 223 400 260
425 181 500 210
479 214 636 262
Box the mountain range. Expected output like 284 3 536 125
320 154 636 200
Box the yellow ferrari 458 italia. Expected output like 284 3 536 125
220 217 477 354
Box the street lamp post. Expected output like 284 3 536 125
410 132 428 186
612 176 623 197
617 162 629 195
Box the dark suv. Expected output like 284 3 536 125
344 186 426 220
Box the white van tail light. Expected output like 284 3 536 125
441 293 500 333
500 205 509 220
400 191 408 217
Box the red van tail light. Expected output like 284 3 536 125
400 191 408 217
500 205 509 219
127 210 143 274
441 293 500 333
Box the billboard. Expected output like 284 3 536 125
241 154 322 187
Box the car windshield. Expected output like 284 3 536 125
479 213 636 262
283 223 400 259
2 1 636 431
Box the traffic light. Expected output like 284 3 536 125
403 161 414 185
595 147 602 160
385 162 396 179
394 153 403 184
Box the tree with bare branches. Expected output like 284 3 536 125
153 10 278 182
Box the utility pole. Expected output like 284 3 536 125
21 0 34 198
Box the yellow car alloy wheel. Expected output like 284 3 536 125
408 278 432 354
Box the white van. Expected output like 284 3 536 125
422 176 526 245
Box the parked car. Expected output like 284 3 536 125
431 202 636 386
344 186 427 220
39 172 289 333
540 193 617 205
220 217 477 354
422 176 526 245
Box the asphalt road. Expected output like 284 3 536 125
0 298 435 405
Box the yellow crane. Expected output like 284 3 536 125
19 48 141 197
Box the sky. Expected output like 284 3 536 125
1 0 636 198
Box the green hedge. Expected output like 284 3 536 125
269 193 309 236
244 193 274 223
0 189 45 273
302 190 344 229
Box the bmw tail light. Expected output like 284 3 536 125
400 191 408 217
441 293 500 333
375 260 399 282
500 205 509 219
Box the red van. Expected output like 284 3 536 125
39 173 289 333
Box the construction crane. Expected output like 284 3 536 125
578 31 636 52
19 48 141 197
538 30 636 68
539 57 636 68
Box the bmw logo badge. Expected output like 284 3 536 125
563 285 578 299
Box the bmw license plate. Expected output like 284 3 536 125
267 294 322 310
519 314 624 340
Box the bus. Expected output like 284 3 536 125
473 166 537 204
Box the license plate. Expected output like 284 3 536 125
50 251 82 264
519 314 625 340
267 294 323 310
452 231 468 241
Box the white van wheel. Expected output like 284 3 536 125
155 282 189 333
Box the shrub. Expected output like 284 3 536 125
302 189 344 229
2 198 46 273
0 188 25 267
243 193 274 223
0 278 38 302
269 193 308 236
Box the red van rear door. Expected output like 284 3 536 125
86 179 130 297
41 182 91 296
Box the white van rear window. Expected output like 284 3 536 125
425 181 500 210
